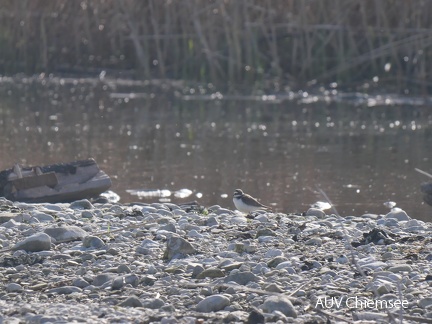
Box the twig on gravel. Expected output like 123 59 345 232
288 273 320 297
394 314 432 324
388 311 432 324
415 168 432 179
313 307 354 323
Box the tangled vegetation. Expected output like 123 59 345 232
1 0 431 93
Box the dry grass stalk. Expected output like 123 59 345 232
0 0 432 92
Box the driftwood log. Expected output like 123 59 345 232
0 158 111 203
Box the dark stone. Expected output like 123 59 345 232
0 254 45 267
118 296 143 308
267 256 287 268
247 307 265 324
351 228 396 246
224 271 258 285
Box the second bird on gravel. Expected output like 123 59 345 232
233 189 271 214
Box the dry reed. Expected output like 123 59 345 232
0 0 432 93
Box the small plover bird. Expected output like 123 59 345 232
233 189 270 213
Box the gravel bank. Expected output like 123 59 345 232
0 197 431 323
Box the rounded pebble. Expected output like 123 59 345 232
196 295 230 312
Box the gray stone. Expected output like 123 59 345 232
118 296 143 308
42 204 63 211
70 199 94 210
82 236 105 249
6 283 23 293
0 197 13 206
93 274 115 286
124 274 139 287
388 264 412 273
230 216 247 225
377 218 399 227
143 298 165 309
0 212 16 224
336 255 349 264
376 284 392 295
358 258 387 270
196 268 225 279
139 239 160 249
275 261 293 270
255 228 276 238
163 202 180 210
257 236 276 243
12 233 51 252
188 229 203 238
234 242 257 253
159 223 176 233
191 265 205 278
163 235 198 260
255 214 269 223
221 262 243 272
264 249 283 258
206 216 219 226
264 283 284 293
44 226 88 242
305 237 322 246
267 256 287 268
111 276 126 290
247 308 265 324
200 286 213 296
142 275 157 286
306 208 326 218
72 277 90 288
31 212 55 222
208 205 221 212
353 312 393 321
261 295 297 318
47 286 82 294
81 211 94 219
224 271 258 285
213 208 234 215
117 264 131 274
196 295 230 312
160 305 176 313
157 209 173 217
1 219 19 228
419 297 432 308
141 206 158 214
13 213 33 223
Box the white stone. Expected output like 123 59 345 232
385 209 410 221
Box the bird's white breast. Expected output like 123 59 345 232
233 197 263 213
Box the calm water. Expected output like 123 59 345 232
1 76 432 221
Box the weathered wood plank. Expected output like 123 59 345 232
11 172 58 190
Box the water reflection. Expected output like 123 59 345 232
0 77 431 221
